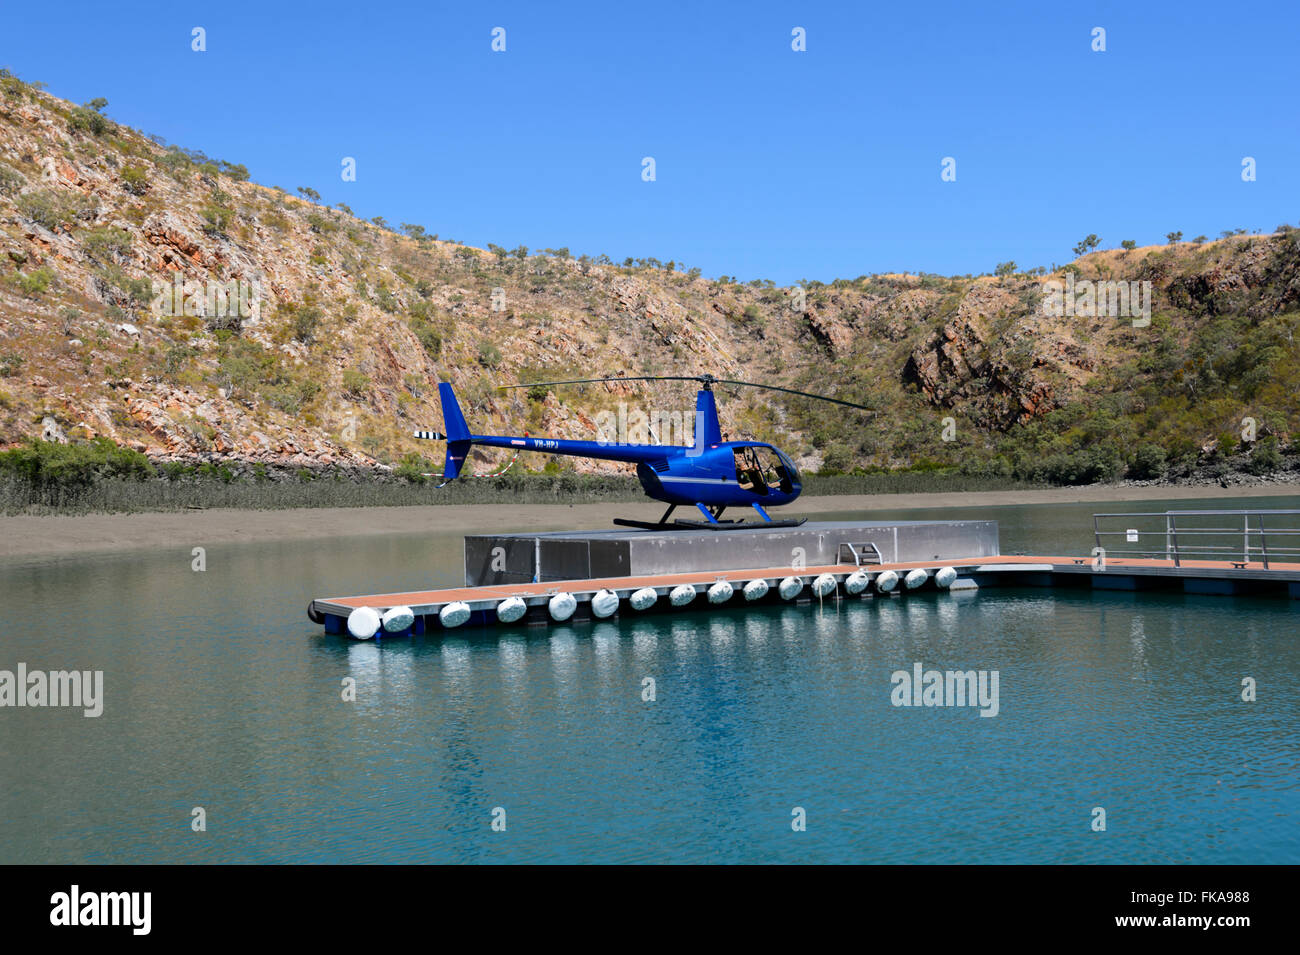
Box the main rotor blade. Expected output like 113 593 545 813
497 375 702 390
714 379 875 413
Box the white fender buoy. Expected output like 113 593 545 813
346 606 381 640
496 596 528 623
778 576 804 600
875 570 899 593
629 587 658 611
935 566 958 588
381 606 415 633
590 589 620 618
812 573 837 598
669 584 697 607
439 601 471 628
845 570 871 595
549 592 577 622
904 568 929 590
743 579 769 601
707 580 734 604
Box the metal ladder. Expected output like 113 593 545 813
838 542 883 566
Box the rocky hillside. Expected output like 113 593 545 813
1 72 1298 483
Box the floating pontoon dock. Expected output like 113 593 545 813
309 510 1300 639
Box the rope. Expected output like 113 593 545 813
422 433 527 480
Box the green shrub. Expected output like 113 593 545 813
409 312 442 359
342 369 370 396
0 352 25 377
158 149 192 180
98 266 151 306
0 438 153 488
4 267 54 297
0 162 25 197
121 165 150 195
68 103 110 136
1247 437 1282 475
16 189 91 230
83 226 133 262
201 204 233 236
373 283 398 313
1128 444 1168 480
306 212 336 235
394 452 431 483
290 304 322 344
818 442 853 474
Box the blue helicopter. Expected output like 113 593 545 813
416 374 872 530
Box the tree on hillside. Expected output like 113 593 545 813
1072 234 1100 257
1120 239 1136 250
994 261 1017 277
1166 231 1183 244
297 186 320 203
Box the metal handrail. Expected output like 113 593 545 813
1092 509 1300 569
838 541 883 566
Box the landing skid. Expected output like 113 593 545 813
613 502 806 532
611 517 809 531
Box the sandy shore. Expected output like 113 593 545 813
2 482 1297 561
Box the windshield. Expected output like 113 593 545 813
774 449 801 485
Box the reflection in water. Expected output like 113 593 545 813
631 631 658 666
0 494 1296 863
548 629 579 693
497 634 527 707
1130 615 1148 676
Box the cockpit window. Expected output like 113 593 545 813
734 446 797 494
775 449 801 486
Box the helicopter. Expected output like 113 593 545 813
415 374 873 530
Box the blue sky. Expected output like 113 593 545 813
4 0 1297 283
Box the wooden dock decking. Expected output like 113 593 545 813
310 554 1300 636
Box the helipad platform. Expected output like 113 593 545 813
310 508 1300 638
309 554 1300 638
463 519 1000 586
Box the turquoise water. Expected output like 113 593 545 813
0 495 1296 863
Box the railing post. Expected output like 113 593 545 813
1166 513 1172 560
1170 514 1180 567
1259 514 1269 570
1093 514 1100 555
1244 513 1249 565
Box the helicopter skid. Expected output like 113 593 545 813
612 517 808 532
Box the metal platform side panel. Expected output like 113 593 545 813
467 519 1001 584
893 521 999 562
622 528 816 576
464 535 538 587
588 538 632 578
538 538 595 582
